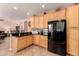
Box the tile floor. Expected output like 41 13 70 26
0 37 59 56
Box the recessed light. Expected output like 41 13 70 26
27 12 30 15
13 6 17 10
41 5 45 8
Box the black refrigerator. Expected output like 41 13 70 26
48 20 66 56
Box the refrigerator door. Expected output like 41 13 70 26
48 20 66 56
48 24 54 40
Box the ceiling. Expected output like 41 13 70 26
0 3 74 20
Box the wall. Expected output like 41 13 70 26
0 19 26 33
24 19 31 32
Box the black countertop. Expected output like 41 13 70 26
12 32 48 37
11 32 32 37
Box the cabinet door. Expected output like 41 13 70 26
30 16 35 28
66 5 79 27
39 15 44 28
39 36 48 48
57 9 66 20
48 12 57 21
34 16 39 28
43 14 48 28
33 35 39 45
67 29 79 55
26 36 32 46
17 37 27 51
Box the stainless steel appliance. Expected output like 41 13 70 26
31 28 39 35
42 29 48 36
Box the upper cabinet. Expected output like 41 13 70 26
43 13 49 28
39 14 44 28
48 12 57 21
34 16 39 28
30 16 35 29
56 9 66 20
66 5 79 28
48 9 66 21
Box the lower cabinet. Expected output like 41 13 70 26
67 28 79 55
26 35 32 46
11 36 32 52
39 35 48 48
33 35 48 48
17 37 27 51
11 35 48 52
33 35 40 45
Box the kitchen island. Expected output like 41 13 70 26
11 32 33 52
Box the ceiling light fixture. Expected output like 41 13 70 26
13 6 17 10
41 5 45 8
27 12 30 15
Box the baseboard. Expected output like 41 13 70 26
16 44 33 52
33 44 47 49
67 53 75 56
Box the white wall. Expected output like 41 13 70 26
0 19 26 33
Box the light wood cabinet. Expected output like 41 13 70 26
66 5 79 27
11 36 32 52
48 12 57 21
48 9 66 21
34 16 39 28
67 28 79 55
26 35 32 46
39 15 44 28
33 35 40 45
30 16 35 29
43 14 49 28
17 37 27 51
33 35 48 48
66 5 79 56
56 9 66 20
39 35 48 48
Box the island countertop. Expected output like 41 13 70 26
11 32 32 37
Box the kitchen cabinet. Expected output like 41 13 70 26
34 16 39 28
39 15 44 28
33 35 40 45
26 35 32 46
48 12 57 21
67 28 79 55
11 36 32 52
39 35 48 48
17 36 27 51
33 35 48 48
56 9 66 20
43 14 49 28
48 9 66 21
66 5 79 27
30 16 35 29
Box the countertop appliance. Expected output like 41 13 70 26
31 28 39 35
48 20 66 56
16 26 20 33
42 29 48 36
